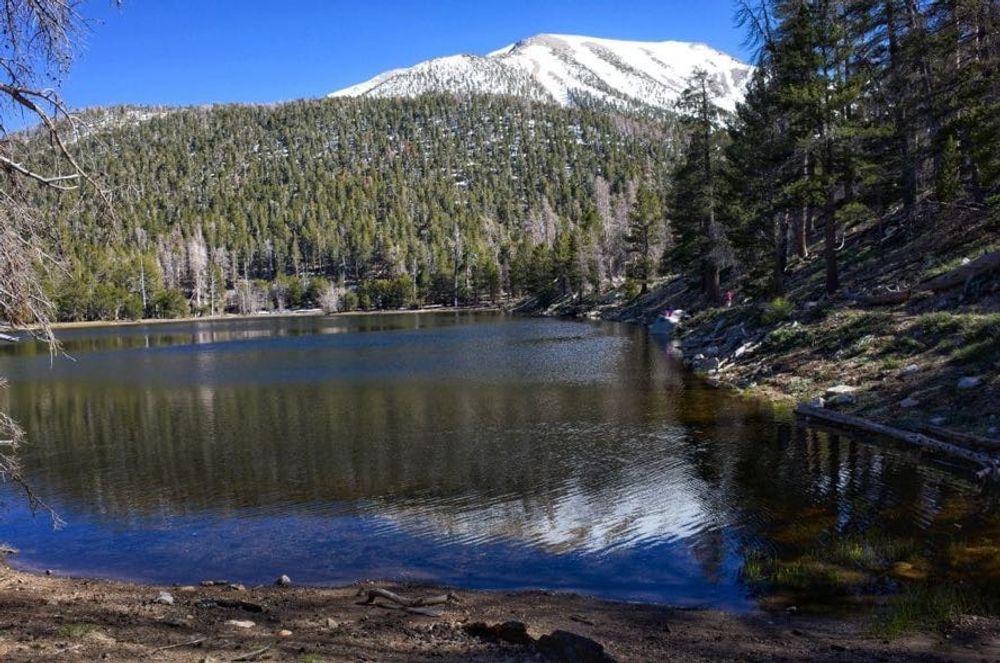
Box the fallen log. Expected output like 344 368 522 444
921 252 1000 292
357 587 459 608
795 404 998 480
860 289 911 306
918 424 1000 452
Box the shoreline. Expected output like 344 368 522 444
1 561 995 661
36 305 504 332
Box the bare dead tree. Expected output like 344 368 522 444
0 0 116 520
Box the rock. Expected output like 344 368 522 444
325 618 341 629
900 397 919 408
536 630 615 662
227 583 246 591
930 416 947 425
277 629 292 637
155 591 175 606
957 376 981 390
275 574 292 587
177 585 197 593
825 385 857 406
827 393 856 406
464 621 533 646
693 356 720 374
225 619 255 629
901 364 920 374
807 397 825 408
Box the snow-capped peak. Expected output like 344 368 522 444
330 33 752 113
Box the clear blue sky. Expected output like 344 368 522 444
63 0 749 109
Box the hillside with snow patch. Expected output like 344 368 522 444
330 34 752 113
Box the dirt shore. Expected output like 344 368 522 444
0 563 996 662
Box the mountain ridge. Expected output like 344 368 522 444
330 33 752 113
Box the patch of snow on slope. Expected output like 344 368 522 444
330 33 752 113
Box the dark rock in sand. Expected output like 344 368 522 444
463 620 533 646
536 630 615 662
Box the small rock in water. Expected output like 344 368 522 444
275 574 292 587
225 619 255 629
45 569 52 576
900 397 919 408
957 376 981 390
155 591 175 606
930 416 947 426
901 364 920 374
277 629 293 637
807 397 825 408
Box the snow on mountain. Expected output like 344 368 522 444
330 34 752 113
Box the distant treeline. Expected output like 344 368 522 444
30 95 678 320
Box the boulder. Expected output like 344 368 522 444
957 376 982 390
275 574 292 587
536 630 615 662
155 591 175 606
464 620 533 646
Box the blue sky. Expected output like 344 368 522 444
60 0 750 109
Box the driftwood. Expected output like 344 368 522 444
357 587 459 616
148 637 205 655
231 645 272 662
795 404 998 480
921 252 1000 292
918 424 1000 452
358 587 459 608
0 332 17 343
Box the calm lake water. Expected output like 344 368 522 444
0 312 995 608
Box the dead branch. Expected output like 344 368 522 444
358 587 460 608
918 424 1000 452
231 645 272 662
860 289 911 305
796 404 998 479
147 637 206 655
921 252 1000 292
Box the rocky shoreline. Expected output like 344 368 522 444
1 562 997 661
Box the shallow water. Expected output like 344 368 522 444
0 312 994 608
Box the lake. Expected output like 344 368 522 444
0 312 995 608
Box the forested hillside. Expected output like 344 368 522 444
31 96 677 320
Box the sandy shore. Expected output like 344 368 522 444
0 563 996 661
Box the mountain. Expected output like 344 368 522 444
330 34 752 113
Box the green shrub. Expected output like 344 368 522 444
761 297 794 324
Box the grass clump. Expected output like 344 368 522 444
872 584 997 639
56 623 97 638
762 297 794 324
764 326 813 351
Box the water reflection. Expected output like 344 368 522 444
0 313 995 607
